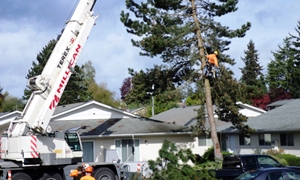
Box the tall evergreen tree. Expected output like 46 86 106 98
288 21 300 98
266 37 293 101
121 0 251 160
239 40 266 106
23 39 91 105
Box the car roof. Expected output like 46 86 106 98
256 167 299 172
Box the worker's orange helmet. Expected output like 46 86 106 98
214 51 218 55
85 166 93 173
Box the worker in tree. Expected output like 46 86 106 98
80 166 95 180
204 51 220 78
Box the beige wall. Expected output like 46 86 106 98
86 134 214 165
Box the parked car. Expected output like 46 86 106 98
234 167 300 180
212 154 300 180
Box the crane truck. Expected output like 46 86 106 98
0 0 133 179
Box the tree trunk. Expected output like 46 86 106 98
190 0 223 161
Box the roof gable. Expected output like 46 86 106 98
52 100 138 120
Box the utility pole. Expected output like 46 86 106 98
151 84 155 116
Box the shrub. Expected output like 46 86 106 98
276 154 300 166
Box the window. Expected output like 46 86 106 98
239 134 251 145
115 139 140 162
257 156 280 168
198 136 213 146
82 141 94 162
259 134 271 146
280 134 294 146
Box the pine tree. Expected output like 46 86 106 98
239 40 266 106
23 39 91 105
266 37 293 101
121 0 251 160
288 21 300 98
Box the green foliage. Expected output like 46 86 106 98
2 95 25 112
212 67 254 134
147 140 215 180
274 154 300 166
266 23 300 99
239 40 266 105
88 82 119 108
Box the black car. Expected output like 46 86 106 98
234 167 300 180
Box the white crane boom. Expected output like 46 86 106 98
8 0 98 137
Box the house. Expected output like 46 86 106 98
221 99 300 156
0 100 193 172
150 102 266 154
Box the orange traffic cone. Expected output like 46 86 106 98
8 170 12 180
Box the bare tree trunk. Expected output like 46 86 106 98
190 0 223 161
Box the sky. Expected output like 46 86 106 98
0 0 300 99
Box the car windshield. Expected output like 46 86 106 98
235 170 262 180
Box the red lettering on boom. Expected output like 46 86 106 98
48 43 82 110
49 95 60 110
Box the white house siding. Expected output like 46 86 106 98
227 133 300 156
86 134 229 165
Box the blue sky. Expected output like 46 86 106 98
0 0 299 99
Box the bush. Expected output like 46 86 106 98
275 154 300 166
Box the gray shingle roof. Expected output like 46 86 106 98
50 118 189 136
266 99 295 107
223 99 300 133
151 106 201 126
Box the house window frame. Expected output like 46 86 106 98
258 133 271 146
115 139 140 162
198 135 213 146
239 134 251 146
280 134 294 146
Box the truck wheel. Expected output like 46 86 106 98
94 167 116 180
39 172 63 180
12 172 32 180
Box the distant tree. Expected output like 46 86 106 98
81 60 96 85
239 40 266 107
120 77 132 101
287 21 300 98
2 95 24 112
23 39 91 105
240 40 264 85
125 66 182 116
266 37 294 100
89 82 119 108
